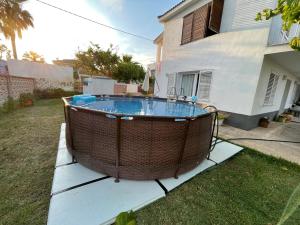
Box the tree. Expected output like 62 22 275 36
75 43 120 76
0 43 8 59
22 51 45 63
112 56 145 84
256 0 300 50
0 0 34 59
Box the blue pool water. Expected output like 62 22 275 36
71 97 208 117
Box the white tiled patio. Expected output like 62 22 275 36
47 124 244 225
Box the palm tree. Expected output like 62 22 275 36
0 0 34 59
23 50 45 63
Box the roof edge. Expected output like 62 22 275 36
158 0 198 22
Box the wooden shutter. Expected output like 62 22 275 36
192 4 211 41
181 13 194 44
209 0 224 33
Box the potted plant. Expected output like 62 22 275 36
217 113 229 126
259 117 270 128
19 93 34 107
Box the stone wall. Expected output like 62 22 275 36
0 75 35 105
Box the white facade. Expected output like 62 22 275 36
154 0 300 129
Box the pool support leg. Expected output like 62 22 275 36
115 117 121 183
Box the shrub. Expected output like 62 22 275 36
1 97 17 113
19 93 34 107
34 88 80 99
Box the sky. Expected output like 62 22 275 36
0 0 181 66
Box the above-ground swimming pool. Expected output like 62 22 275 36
63 95 215 181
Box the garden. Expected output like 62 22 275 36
0 98 299 225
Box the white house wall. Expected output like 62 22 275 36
251 57 299 115
156 24 270 115
220 0 273 32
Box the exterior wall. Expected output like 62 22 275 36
251 56 299 115
155 26 270 115
114 83 127 95
220 0 273 32
0 75 35 105
83 77 115 95
155 0 276 116
7 60 74 91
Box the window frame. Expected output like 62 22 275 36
197 70 213 102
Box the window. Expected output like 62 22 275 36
264 73 279 105
198 71 212 101
181 0 224 45
181 74 195 96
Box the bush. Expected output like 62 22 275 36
34 88 80 99
1 97 18 113
19 93 34 107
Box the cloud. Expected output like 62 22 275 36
99 0 123 12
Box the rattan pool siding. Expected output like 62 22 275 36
63 96 213 180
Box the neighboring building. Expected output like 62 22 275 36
83 76 115 95
154 0 300 130
7 59 74 91
0 60 8 75
147 62 156 77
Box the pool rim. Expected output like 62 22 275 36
62 95 211 120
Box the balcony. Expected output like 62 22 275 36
268 15 300 46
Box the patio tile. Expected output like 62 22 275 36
51 163 107 194
209 141 243 164
59 123 66 140
47 178 165 225
158 159 216 191
55 147 73 167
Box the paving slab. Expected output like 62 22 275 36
51 163 107 194
48 178 165 225
158 159 216 191
55 146 73 167
209 141 243 164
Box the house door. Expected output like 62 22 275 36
181 74 195 96
279 79 291 115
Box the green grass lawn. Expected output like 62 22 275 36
0 99 300 225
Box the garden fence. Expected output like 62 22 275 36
0 75 35 106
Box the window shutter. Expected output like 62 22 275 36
209 0 224 33
193 4 211 41
181 13 194 44
167 73 177 95
264 73 279 105
198 71 212 101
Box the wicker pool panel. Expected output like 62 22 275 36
64 97 214 180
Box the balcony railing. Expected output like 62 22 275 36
268 15 300 46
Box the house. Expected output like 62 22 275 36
147 62 156 77
7 59 74 91
154 0 300 130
